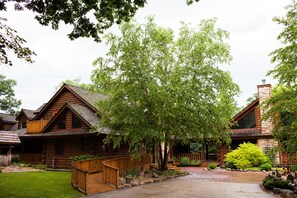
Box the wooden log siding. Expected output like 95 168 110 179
20 153 43 164
174 152 204 161
26 120 49 133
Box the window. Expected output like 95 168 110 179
232 110 256 129
55 140 64 155
72 114 81 128
58 116 66 129
21 122 26 129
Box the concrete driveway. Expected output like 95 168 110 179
85 167 278 198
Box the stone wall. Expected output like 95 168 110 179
257 138 279 163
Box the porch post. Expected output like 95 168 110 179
8 144 12 165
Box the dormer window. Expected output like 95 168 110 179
58 116 66 129
72 114 81 129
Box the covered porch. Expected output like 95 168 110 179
0 131 21 166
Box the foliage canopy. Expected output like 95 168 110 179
0 74 21 115
0 0 200 42
263 2 297 154
91 17 239 169
0 17 36 66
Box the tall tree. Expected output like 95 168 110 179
263 1 297 154
91 17 239 170
0 74 21 115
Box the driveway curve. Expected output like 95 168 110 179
86 167 278 198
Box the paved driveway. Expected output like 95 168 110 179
86 167 278 198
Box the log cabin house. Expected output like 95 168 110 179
17 84 129 169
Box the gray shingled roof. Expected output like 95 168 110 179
0 131 21 144
35 103 47 113
22 109 35 120
67 103 99 127
66 84 108 108
0 113 17 123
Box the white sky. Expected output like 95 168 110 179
1 0 291 110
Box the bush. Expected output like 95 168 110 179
190 160 201 166
263 176 292 190
290 165 297 172
180 157 190 166
224 142 270 170
70 154 100 162
127 168 139 177
208 163 217 170
260 163 272 171
11 155 21 163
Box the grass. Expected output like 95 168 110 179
0 171 83 198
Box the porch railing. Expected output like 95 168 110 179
26 120 49 133
174 152 205 161
20 153 43 164
71 154 152 195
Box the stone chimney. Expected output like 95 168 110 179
257 82 272 134
257 82 279 163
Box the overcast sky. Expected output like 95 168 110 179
1 0 291 111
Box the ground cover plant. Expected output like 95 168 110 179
178 157 201 167
224 142 271 170
0 171 82 198
208 163 217 170
262 176 292 190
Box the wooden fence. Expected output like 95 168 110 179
20 153 43 164
71 154 152 195
174 152 205 161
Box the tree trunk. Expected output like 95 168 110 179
162 140 168 170
158 143 163 169
205 143 209 161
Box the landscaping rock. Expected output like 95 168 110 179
131 179 139 186
152 172 159 178
152 178 161 182
288 174 295 183
119 177 126 187
273 188 282 194
280 189 297 198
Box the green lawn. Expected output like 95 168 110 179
0 171 83 198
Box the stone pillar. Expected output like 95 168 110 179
257 83 273 134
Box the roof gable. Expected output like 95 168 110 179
232 99 259 121
34 84 106 120
16 109 35 120
41 103 99 133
